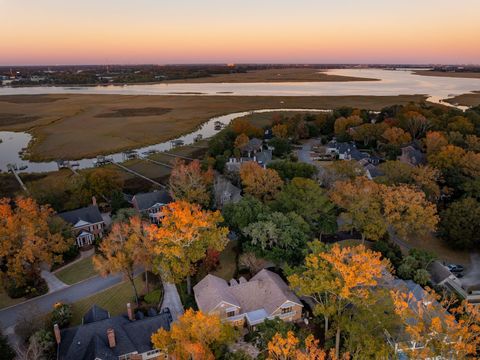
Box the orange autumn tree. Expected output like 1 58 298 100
234 133 249 149
382 185 439 239
169 159 214 207
330 177 387 242
231 118 263 138
272 124 288 139
0 197 72 286
151 309 236 360
93 216 152 305
381 126 412 146
267 331 349 360
391 288 480 359
240 162 284 202
148 201 228 293
289 242 390 358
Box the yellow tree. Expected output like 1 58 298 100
391 288 480 359
382 185 439 240
151 309 236 360
330 177 387 242
334 115 363 139
267 331 349 360
169 159 214 207
240 162 284 202
381 127 412 146
272 124 288 139
289 242 389 358
0 197 71 286
234 133 249 149
93 216 150 305
147 201 228 293
424 131 448 159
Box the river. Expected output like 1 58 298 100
0 69 479 173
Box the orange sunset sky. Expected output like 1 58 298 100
1 0 479 65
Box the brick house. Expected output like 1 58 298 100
58 205 105 248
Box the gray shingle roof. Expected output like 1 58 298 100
240 138 263 153
58 205 104 226
132 190 172 212
58 305 172 360
83 304 110 324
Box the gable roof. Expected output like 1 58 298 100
399 145 426 166
58 305 172 360
240 138 263 153
58 205 104 226
132 190 172 212
428 261 453 284
194 269 302 316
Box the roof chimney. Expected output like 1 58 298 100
107 328 116 348
127 302 135 321
92 196 97 206
53 324 61 344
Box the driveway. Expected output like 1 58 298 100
161 282 184 321
296 139 326 177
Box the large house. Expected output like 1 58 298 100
58 204 105 248
131 190 172 224
398 145 426 166
193 269 303 329
55 304 172 360
213 174 242 209
226 138 273 172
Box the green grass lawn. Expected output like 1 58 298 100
211 239 238 280
55 257 98 285
0 288 25 310
70 276 145 325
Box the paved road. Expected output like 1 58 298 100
0 272 126 331
296 139 325 177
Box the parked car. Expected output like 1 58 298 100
447 264 465 273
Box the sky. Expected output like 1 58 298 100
1 0 480 65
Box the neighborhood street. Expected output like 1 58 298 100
0 270 144 332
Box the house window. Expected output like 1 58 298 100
226 310 236 317
281 307 292 314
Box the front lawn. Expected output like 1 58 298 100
0 288 25 310
55 257 98 285
70 276 145 325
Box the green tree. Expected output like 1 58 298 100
248 318 298 352
243 212 310 265
222 196 270 232
439 197 480 249
272 178 337 238
267 160 317 181
269 137 292 157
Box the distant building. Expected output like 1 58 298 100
194 269 303 330
58 202 105 248
325 140 370 161
398 145 426 166
56 304 172 360
226 138 272 172
132 190 172 224
213 174 242 209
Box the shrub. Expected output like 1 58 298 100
50 303 73 328
6 277 48 299
144 289 163 305
0 330 14 360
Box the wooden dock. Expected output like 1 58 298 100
111 162 166 188
7 165 29 194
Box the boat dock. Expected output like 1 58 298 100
7 164 30 194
